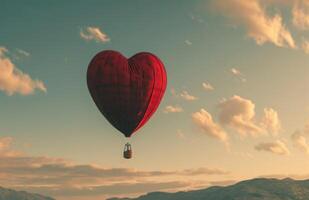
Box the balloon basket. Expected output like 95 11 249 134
123 142 132 159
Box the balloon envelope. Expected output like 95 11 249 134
87 50 167 137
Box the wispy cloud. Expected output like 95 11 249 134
171 89 198 101
0 46 47 95
80 26 110 43
212 0 296 48
255 140 290 155
180 90 198 101
291 120 309 155
260 108 281 136
292 0 309 30
230 68 241 76
230 68 246 82
291 130 309 154
189 14 204 23
185 40 192 45
202 82 214 91
164 105 183 113
16 49 30 57
0 137 228 199
192 109 228 144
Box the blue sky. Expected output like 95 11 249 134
2 0 309 199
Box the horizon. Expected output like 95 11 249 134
2 0 309 200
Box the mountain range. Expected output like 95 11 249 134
108 178 309 200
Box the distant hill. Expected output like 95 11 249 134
108 178 309 200
0 187 54 200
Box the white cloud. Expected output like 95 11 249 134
185 40 192 45
164 105 183 113
260 108 281 136
192 109 228 143
218 96 282 137
16 49 30 57
212 0 296 48
291 130 309 154
230 68 241 76
189 14 204 23
255 140 290 155
0 46 47 95
292 0 309 30
180 90 198 101
80 26 110 43
230 68 246 82
202 82 214 91
218 95 263 136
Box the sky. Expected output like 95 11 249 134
2 0 309 199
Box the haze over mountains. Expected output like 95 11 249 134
108 178 309 200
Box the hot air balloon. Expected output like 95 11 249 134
87 50 167 159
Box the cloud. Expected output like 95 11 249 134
189 14 204 23
230 68 246 82
218 95 263 136
302 39 309 54
0 137 13 151
170 88 198 100
255 140 290 155
80 27 110 43
212 0 296 48
192 109 228 143
260 108 281 136
185 40 192 45
16 49 30 57
164 105 183 113
292 0 309 30
230 68 241 76
180 90 198 101
291 131 309 154
202 82 214 91
0 46 46 95
0 137 22 157
180 167 229 176
0 137 228 199
290 121 309 154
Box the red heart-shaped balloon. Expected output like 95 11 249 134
87 50 167 137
